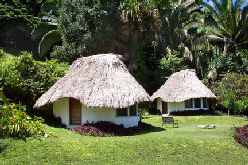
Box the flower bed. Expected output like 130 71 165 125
70 121 153 137
234 125 248 148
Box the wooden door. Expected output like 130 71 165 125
69 98 82 125
162 101 168 114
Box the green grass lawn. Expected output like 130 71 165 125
0 115 248 165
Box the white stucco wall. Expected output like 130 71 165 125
81 105 139 128
81 106 115 124
157 98 162 113
53 98 140 128
53 98 69 126
168 102 185 114
157 98 209 115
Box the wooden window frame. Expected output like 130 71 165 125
194 98 201 108
185 98 193 109
116 104 138 117
116 108 128 116
203 98 209 108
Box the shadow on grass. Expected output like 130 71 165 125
47 124 67 129
131 125 166 136
141 116 154 119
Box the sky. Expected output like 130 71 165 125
203 0 248 9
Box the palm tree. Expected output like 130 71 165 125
202 0 248 54
158 0 211 77
121 0 162 73
160 0 203 58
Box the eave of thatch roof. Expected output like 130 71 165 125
34 54 150 109
151 69 216 102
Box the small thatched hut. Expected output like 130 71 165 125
34 54 150 128
151 69 216 115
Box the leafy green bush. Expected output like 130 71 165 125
211 73 248 115
0 90 45 138
0 51 68 111
221 93 248 115
221 93 241 114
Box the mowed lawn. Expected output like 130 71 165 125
0 115 248 165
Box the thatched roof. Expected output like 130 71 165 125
34 54 150 109
151 69 216 102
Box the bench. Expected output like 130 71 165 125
162 117 178 128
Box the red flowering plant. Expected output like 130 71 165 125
234 125 248 147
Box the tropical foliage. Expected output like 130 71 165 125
211 73 248 114
0 90 45 138
0 51 68 111
0 0 248 115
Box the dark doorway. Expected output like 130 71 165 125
69 98 82 125
162 101 168 114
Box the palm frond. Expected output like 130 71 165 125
192 34 223 45
241 5 248 22
38 30 61 57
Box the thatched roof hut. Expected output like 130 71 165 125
34 54 150 109
151 69 216 102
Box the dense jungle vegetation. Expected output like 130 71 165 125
0 0 248 117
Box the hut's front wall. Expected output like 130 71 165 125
53 98 139 128
82 106 115 124
157 98 209 115
168 102 185 114
82 106 139 128
157 98 185 116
